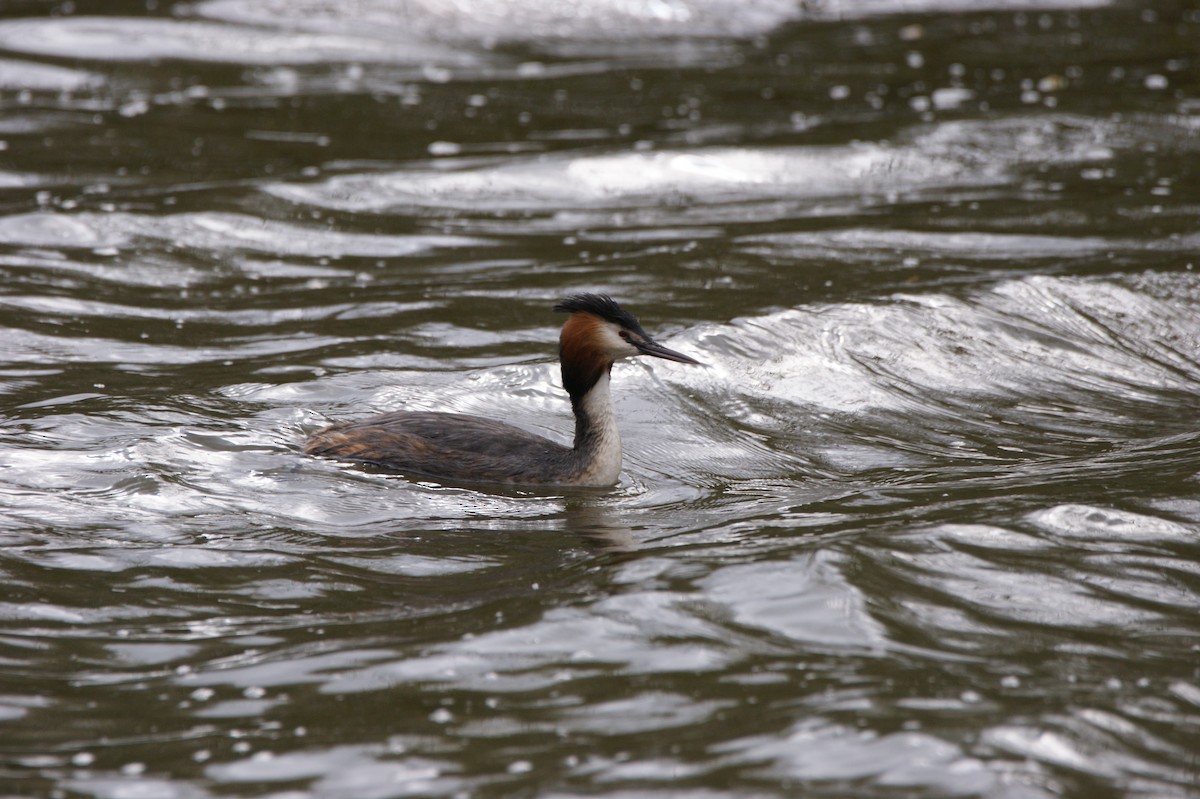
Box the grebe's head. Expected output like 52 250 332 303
554 293 701 366
553 293 700 403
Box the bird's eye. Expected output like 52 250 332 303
619 330 631 340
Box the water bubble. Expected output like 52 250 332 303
423 65 452 83
1037 74 1068 92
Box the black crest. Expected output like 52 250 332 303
554 293 644 334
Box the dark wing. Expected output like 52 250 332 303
304 411 574 484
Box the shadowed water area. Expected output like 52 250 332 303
1 0 1199 797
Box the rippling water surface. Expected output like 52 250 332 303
2 1 1199 797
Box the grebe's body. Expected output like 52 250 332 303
304 294 699 486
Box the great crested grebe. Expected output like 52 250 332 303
304 294 701 486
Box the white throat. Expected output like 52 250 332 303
574 371 623 485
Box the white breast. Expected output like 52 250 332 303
573 372 623 485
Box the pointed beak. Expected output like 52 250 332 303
634 338 703 365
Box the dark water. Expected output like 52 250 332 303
2 1 1200 797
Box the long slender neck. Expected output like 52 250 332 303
567 367 623 485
